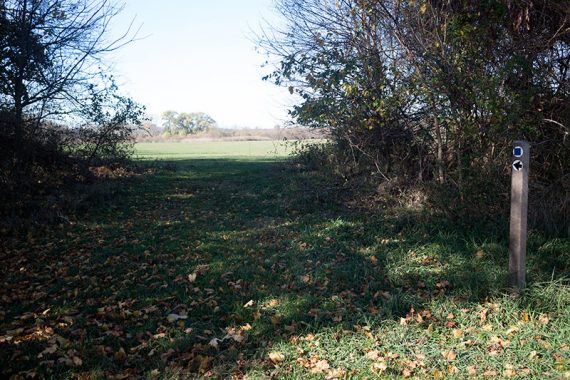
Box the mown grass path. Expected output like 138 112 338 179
1 150 569 379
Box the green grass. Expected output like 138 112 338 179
1 141 569 379
135 141 294 160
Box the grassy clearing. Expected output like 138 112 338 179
1 141 569 379
134 141 294 160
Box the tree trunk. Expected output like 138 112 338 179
434 114 445 184
13 77 24 166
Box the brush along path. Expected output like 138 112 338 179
1 154 569 379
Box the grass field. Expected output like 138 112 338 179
1 141 569 379
135 141 294 160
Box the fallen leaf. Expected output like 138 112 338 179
371 362 387 373
310 359 330 374
503 364 516 377
167 313 188 323
208 338 220 348
402 368 412 378
365 350 381 361
442 351 457 361
326 367 346 379
269 352 285 363
37 345 58 358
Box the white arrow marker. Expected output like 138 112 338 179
513 160 523 171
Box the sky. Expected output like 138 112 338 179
107 0 293 129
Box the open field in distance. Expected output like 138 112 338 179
135 140 304 160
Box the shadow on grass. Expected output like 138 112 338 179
1 158 569 378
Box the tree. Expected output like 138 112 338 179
161 111 217 135
260 0 570 233
0 0 139 163
161 110 178 135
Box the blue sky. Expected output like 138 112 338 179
107 0 293 129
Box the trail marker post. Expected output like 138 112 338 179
509 140 529 292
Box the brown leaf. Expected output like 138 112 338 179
310 359 330 374
433 369 444 379
503 364 516 377
72 356 83 366
371 362 387 373
467 366 477 376
442 350 457 361
365 350 382 361
37 344 58 358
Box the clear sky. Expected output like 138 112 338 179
107 0 293 129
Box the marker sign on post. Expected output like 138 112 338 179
509 140 530 292
512 160 523 171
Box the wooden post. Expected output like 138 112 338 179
509 140 529 292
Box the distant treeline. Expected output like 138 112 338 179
135 125 326 142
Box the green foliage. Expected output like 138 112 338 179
0 1 145 227
161 111 217 135
260 0 570 234
73 79 147 165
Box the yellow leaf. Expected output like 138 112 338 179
269 351 285 363
240 323 252 331
268 299 279 307
453 329 463 338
